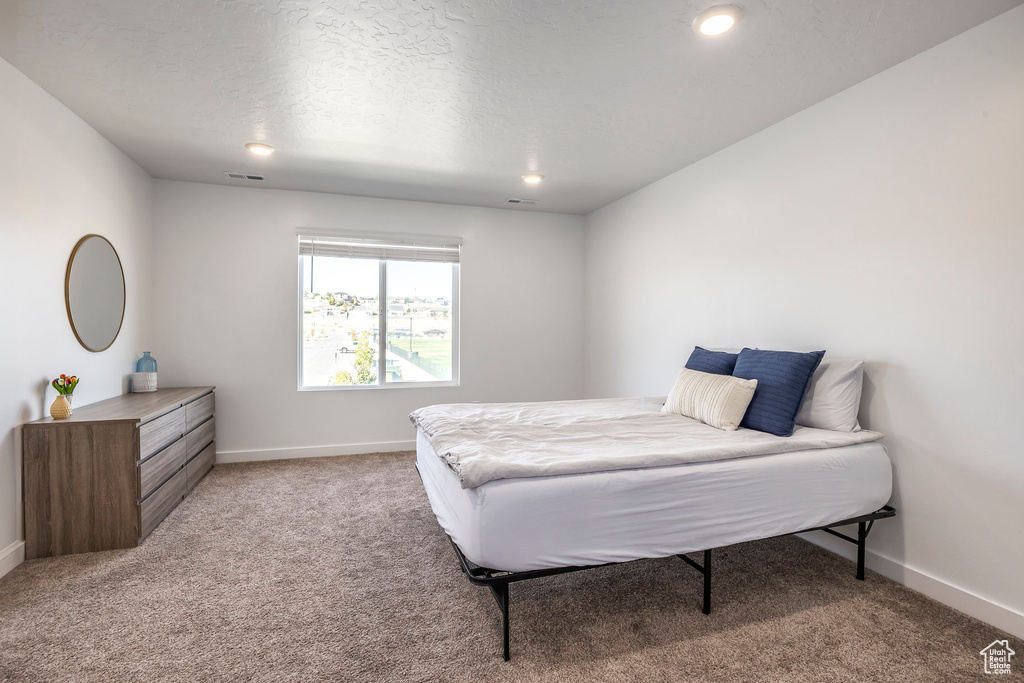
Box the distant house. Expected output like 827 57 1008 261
388 303 406 315
424 329 446 338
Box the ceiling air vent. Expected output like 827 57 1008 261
507 198 537 205
224 172 266 181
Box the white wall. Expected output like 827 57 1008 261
153 181 585 461
0 58 154 576
585 7 1024 636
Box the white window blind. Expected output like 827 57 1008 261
298 234 460 263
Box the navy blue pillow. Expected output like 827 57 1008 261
733 348 825 437
684 346 738 375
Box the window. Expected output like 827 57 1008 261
298 233 460 389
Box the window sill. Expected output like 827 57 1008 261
298 381 459 392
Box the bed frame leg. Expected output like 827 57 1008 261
488 582 511 661
702 549 712 615
677 549 713 615
856 521 867 581
502 584 510 661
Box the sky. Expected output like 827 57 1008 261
301 256 453 300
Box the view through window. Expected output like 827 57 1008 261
299 236 459 388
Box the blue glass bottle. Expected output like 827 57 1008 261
135 352 158 373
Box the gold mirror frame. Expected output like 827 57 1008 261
64 234 126 353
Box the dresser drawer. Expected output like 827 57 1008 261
186 417 215 461
185 393 215 431
139 407 186 460
186 442 215 492
139 437 186 500
140 468 186 539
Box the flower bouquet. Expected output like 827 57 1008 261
49 374 79 419
52 374 79 395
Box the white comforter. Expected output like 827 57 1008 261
409 397 883 489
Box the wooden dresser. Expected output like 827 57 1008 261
22 387 216 560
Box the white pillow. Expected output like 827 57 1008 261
795 358 864 432
662 368 758 431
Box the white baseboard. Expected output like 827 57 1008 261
0 540 25 579
800 530 1024 639
215 440 416 464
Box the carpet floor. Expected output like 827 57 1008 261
0 452 1014 682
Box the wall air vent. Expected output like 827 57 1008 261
506 198 537 205
224 172 266 181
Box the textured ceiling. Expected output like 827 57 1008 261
2 0 1020 214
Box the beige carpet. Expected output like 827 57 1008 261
0 452 1015 682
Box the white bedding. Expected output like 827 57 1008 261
417 431 893 571
411 397 883 489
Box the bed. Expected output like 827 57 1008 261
412 396 895 660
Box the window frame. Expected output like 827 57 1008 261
296 234 460 392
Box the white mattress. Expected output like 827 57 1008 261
416 429 892 572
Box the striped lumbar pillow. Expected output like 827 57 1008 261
662 367 758 431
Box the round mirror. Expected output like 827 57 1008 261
65 235 126 352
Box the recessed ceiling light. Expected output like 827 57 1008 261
522 174 544 184
693 5 743 36
246 142 274 156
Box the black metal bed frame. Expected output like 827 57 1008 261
440 497 896 661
